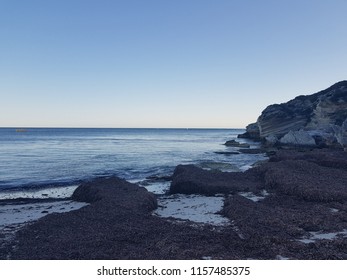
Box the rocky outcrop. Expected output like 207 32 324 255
239 81 347 148
238 123 260 139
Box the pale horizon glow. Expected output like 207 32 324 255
1 0 346 128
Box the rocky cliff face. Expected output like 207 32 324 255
240 81 347 148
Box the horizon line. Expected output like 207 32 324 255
0 126 245 130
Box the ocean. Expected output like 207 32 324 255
0 128 265 192
0 128 267 232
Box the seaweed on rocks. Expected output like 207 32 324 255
6 177 245 260
170 165 263 195
5 149 347 260
169 149 347 259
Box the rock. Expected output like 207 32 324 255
279 130 316 147
238 123 260 140
260 159 347 202
264 134 278 146
238 148 266 154
258 81 347 138
239 81 347 149
307 87 347 130
334 118 347 150
257 102 310 138
224 140 250 148
71 176 158 212
170 165 262 195
222 192 347 246
311 132 338 148
268 148 347 170
214 151 240 155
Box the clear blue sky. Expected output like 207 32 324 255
1 0 346 128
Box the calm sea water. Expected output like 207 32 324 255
0 128 265 192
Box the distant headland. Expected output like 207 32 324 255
238 81 347 150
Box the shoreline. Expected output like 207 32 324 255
1 147 346 259
0 137 265 236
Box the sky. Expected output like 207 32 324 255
0 0 346 128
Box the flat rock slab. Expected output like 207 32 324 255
170 165 263 195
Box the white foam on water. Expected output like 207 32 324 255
143 181 171 195
196 161 241 172
239 165 253 171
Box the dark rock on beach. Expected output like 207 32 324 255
2 148 347 260
170 149 347 259
170 164 262 195
261 159 347 203
4 177 245 260
269 148 347 170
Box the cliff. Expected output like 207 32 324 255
239 81 347 148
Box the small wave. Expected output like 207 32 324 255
196 161 241 172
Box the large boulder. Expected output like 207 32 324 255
279 130 316 147
72 176 158 212
261 159 347 202
170 165 262 195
